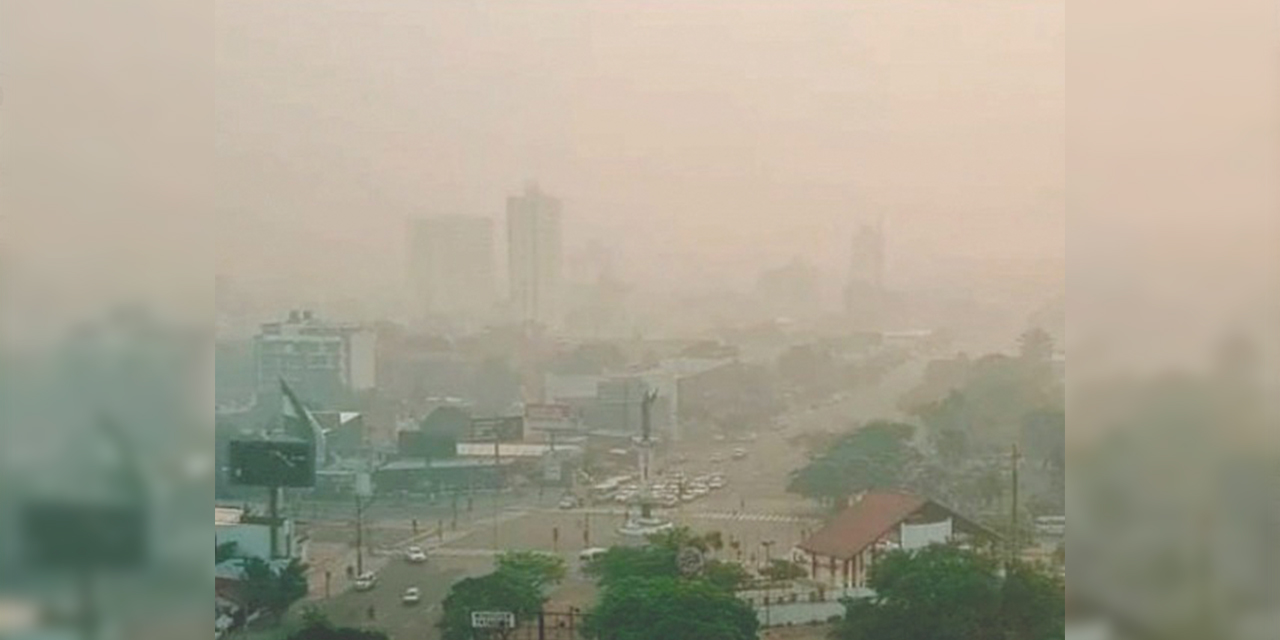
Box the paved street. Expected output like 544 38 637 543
310 554 464 640
286 356 926 639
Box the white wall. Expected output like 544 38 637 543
346 329 377 391
216 520 296 560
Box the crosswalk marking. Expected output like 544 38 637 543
541 506 816 524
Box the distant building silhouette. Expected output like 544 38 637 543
507 183 564 328
844 218 887 327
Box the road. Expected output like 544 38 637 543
294 354 928 637
314 554 463 640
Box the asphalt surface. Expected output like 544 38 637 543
292 356 928 639
313 554 463 640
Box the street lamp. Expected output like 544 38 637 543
761 540 776 629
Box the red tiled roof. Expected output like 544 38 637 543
798 491 927 560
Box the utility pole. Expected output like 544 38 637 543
355 492 366 576
268 485 281 559
1009 443 1021 566
762 539 776 628
493 437 501 551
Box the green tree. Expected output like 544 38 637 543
1017 327 1054 364
585 544 679 587
215 541 240 564
1001 563 1065 640
647 526 724 555
582 577 759 640
240 557 309 619
761 558 807 582
289 608 389 640
703 560 750 592
496 551 567 591
787 421 920 505
438 569 544 640
833 546 1064 640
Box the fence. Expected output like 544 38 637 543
472 609 585 640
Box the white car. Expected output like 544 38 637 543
406 546 427 563
353 572 377 591
558 495 580 509
732 448 747 460
402 587 421 605
708 477 726 490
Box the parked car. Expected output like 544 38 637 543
402 587 421 605
406 546 427 563
579 547 609 566
731 448 747 460
558 495 580 510
353 572 378 591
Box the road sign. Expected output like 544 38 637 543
677 546 705 576
471 611 515 629
355 472 373 498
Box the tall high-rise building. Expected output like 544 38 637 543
409 215 496 323
844 218 887 322
506 184 563 327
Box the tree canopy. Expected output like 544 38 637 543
585 526 731 587
760 559 807 582
787 421 920 505
582 577 759 640
585 543 679 587
289 608 388 640
496 550 567 591
833 545 1064 640
438 568 545 640
582 527 757 640
240 557 309 619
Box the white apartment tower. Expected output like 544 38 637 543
506 184 563 327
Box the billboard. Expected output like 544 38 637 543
229 438 316 488
525 403 572 422
469 416 524 442
398 430 457 459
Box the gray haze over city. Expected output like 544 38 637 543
8 1 1280 639
215 0 1064 348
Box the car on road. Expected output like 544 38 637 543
708 475 727 490
731 448 747 460
401 587 421 605
558 495 580 509
405 546 427 563
353 572 377 591
579 547 609 567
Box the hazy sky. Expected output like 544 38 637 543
216 0 1064 307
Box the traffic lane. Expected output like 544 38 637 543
437 509 810 573
317 555 463 640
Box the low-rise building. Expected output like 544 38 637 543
214 506 304 562
794 491 999 589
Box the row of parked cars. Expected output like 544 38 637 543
602 471 728 508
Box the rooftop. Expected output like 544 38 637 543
214 506 243 526
798 491 997 560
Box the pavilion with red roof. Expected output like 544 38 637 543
794 490 1000 589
